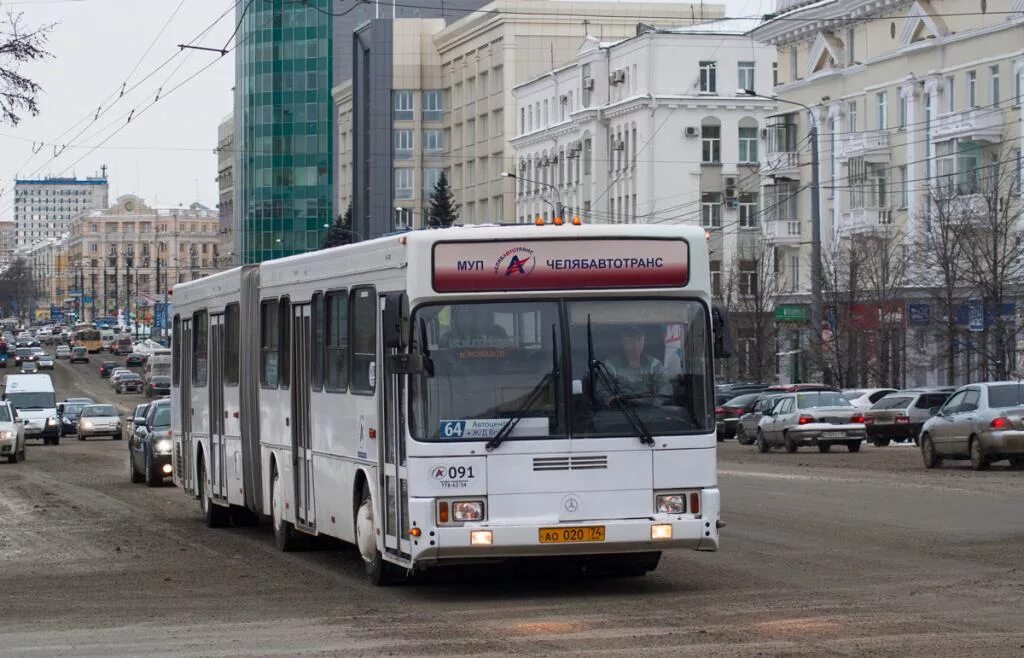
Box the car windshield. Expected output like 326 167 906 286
842 389 866 400
82 405 117 417
871 396 913 410
64 403 87 415
152 377 170 385
15 348 32 356
122 374 141 380
152 405 170 427
723 393 760 408
408 299 712 441
987 384 1024 408
797 391 853 409
6 391 56 409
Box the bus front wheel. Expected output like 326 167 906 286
356 484 403 586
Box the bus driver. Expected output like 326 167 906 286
602 325 671 407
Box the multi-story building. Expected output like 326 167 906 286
216 114 236 267
63 195 221 323
753 0 1024 386
0 221 15 268
334 80 354 219
434 0 724 225
13 174 108 249
15 237 68 321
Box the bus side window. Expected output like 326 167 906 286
192 310 208 386
325 290 348 392
224 303 240 386
172 315 181 385
278 296 290 390
350 286 376 395
261 299 279 388
311 293 324 391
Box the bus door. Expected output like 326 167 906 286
179 318 196 495
290 304 315 531
380 292 410 560
208 314 228 503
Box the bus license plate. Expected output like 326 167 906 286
538 526 605 544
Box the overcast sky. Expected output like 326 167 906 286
0 0 775 216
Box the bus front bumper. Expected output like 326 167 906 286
408 488 720 563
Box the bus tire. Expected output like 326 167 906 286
271 468 300 551
356 483 403 586
199 453 230 528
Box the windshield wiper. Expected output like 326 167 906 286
587 315 654 446
486 323 559 453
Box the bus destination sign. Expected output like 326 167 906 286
432 238 688 293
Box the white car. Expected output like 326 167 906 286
842 388 898 410
0 401 26 463
55 345 71 359
37 353 55 370
77 404 123 441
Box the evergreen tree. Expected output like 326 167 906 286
427 171 458 228
322 202 354 249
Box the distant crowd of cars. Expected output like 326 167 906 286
716 381 1024 470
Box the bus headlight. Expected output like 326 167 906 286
655 493 686 514
451 501 485 522
155 439 173 454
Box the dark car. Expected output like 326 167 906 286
715 392 763 441
145 375 171 399
13 347 36 366
99 361 119 378
115 373 144 394
129 399 173 487
56 399 94 436
70 346 90 363
125 353 146 367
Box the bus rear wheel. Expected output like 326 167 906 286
356 484 403 586
271 469 300 551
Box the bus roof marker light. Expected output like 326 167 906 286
572 216 582 225
553 216 563 226
534 216 544 226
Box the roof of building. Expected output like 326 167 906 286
667 17 766 36
14 178 108 186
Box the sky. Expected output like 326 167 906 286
0 0 776 217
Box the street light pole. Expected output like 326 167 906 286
741 89 824 381
500 171 564 221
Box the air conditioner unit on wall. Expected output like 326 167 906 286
610 69 626 85
684 126 699 137
582 76 594 90
559 94 568 104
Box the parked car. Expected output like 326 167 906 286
36 353 54 370
716 392 762 441
125 353 146 367
0 401 26 463
145 375 170 399
76 404 123 440
70 346 90 363
99 361 120 378
843 388 899 410
756 390 866 453
115 372 144 394
864 389 953 447
919 382 1024 470
55 345 71 359
19 361 39 374
56 399 94 436
129 399 173 486
762 383 839 394
736 394 786 445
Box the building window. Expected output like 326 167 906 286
946 76 955 113
788 48 797 81
968 70 977 107
991 65 1000 106
702 125 721 163
876 91 887 129
422 89 443 120
422 167 442 196
423 128 443 154
738 127 758 163
846 27 855 65
789 256 800 291
394 129 413 159
898 166 908 208
699 61 717 93
739 261 757 297
847 101 857 133
738 61 755 93
772 62 778 87
395 168 413 199
393 90 413 120
710 260 722 297
899 93 908 128
739 193 759 228
701 193 722 228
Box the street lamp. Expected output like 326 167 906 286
740 88 824 382
501 171 564 222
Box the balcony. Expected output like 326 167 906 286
838 131 890 162
931 108 1003 144
840 207 895 235
762 219 802 246
761 150 800 178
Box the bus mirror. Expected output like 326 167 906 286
712 304 733 360
387 352 430 376
382 292 409 349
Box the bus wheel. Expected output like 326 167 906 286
271 469 300 551
356 484 402 586
199 455 229 528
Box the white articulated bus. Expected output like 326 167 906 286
171 223 730 583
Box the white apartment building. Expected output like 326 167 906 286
753 0 1024 386
13 174 108 249
433 0 724 224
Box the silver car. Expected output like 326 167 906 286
756 390 867 453
919 382 1024 470
864 389 953 447
77 404 123 441
0 402 26 463
735 394 784 445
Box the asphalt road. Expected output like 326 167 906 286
0 360 1022 656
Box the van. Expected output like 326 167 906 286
2 374 60 445
99 329 115 352
114 334 133 356
143 352 172 384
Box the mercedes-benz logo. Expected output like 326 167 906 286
562 494 580 513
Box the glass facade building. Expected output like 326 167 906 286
237 1 333 264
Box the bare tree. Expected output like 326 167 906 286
818 240 869 387
857 227 910 387
0 8 54 126
0 258 38 319
729 238 781 382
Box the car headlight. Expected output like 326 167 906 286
656 493 687 514
0 431 13 440
81 421 93 429
46 417 57 426
451 500 485 522
156 439 173 453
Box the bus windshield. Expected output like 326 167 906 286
409 299 712 442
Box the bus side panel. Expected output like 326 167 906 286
224 381 243 507
239 266 264 515
261 387 292 524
